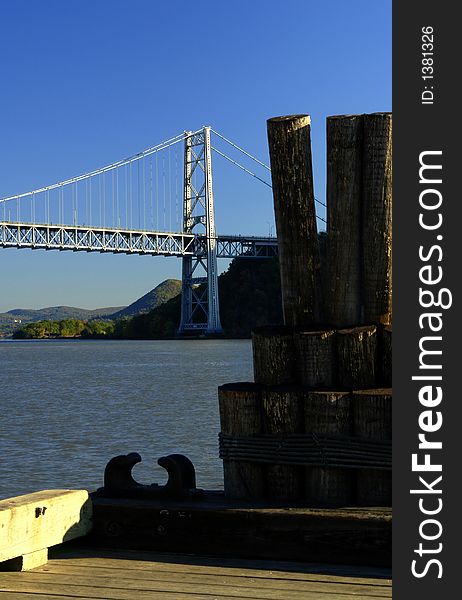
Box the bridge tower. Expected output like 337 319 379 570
178 127 222 335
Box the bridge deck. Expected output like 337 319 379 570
0 545 391 599
0 221 277 258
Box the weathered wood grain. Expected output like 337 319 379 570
380 325 392 387
267 115 322 327
303 390 353 505
85 494 391 567
0 490 92 568
0 549 48 572
362 113 392 326
262 387 304 498
326 114 364 327
295 329 336 387
218 383 265 499
49 544 392 578
352 389 392 505
252 326 296 385
337 325 378 388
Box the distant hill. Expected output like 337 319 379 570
0 279 183 338
110 279 182 319
0 305 123 338
2 306 125 323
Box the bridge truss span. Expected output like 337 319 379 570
0 221 277 259
214 235 278 259
0 221 196 257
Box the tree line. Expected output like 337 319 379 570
13 319 116 339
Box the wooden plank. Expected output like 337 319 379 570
0 490 92 565
0 549 48 571
0 595 99 600
37 563 392 596
88 497 391 567
0 568 392 598
0 575 391 600
48 550 392 582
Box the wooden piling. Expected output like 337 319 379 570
295 329 336 387
218 383 265 499
303 390 353 506
352 389 392 505
262 387 304 498
337 325 378 389
326 115 364 327
252 326 296 385
267 115 322 326
362 113 392 326
381 325 392 387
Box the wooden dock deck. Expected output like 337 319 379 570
0 545 391 600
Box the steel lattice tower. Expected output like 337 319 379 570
178 127 222 334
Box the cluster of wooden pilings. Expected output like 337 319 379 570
219 113 392 507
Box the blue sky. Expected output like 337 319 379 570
0 0 391 312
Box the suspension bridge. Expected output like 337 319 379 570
0 126 325 334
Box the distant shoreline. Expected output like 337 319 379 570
1 335 251 342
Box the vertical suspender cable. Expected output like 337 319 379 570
72 184 75 225
142 157 146 230
130 162 133 229
150 158 153 231
168 146 172 231
103 173 106 228
116 169 119 228
87 179 89 227
175 145 179 231
125 164 128 229
112 171 115 228
137 160 141 230
162 154 167 231
156 152 159 229
98 175 103 227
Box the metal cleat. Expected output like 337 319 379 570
97 452 203 499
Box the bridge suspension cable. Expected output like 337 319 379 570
210 128 271 171
0 130 200 203
210 129 327 224
211 146 273 188
0 125 326 231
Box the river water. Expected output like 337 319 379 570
0 339 253 500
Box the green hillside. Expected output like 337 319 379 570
110 279 181 319
117 257 283 339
